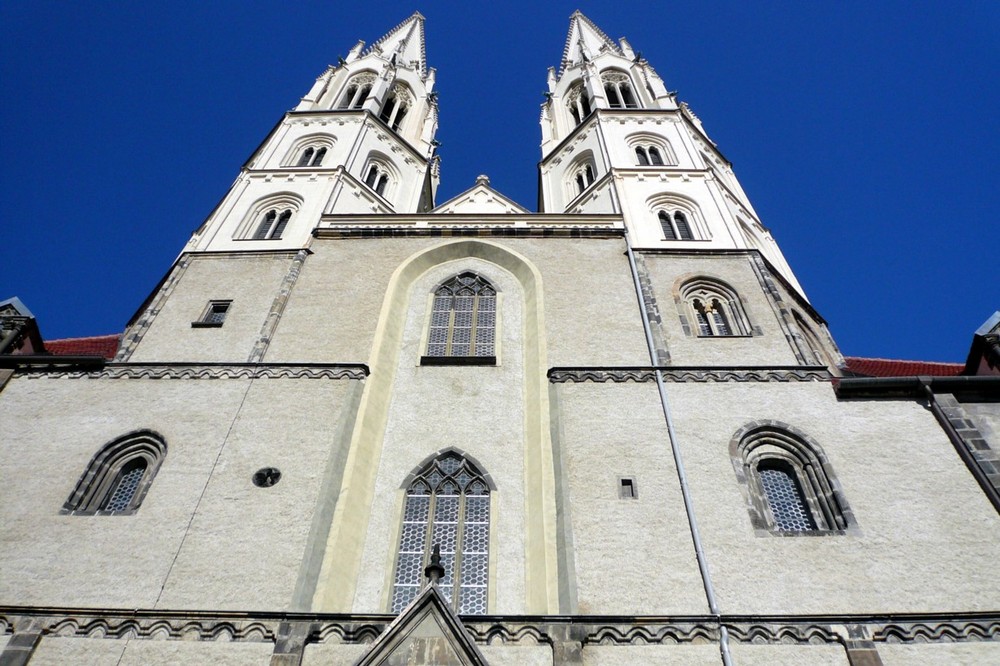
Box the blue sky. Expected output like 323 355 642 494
1 1 997 361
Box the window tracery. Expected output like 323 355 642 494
391 451 491 614
252 208 293 240
379 83 412 131
363 160 392 197
424 273 496 361
338 72 376 110
659 210 694 240
602 71 639 109
680 278 752 337
566 82 592 126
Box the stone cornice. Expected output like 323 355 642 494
548 366 832 383
15 362 368 380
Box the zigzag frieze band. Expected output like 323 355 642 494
17 363 369 380
548 367 832 383
2 608 995 647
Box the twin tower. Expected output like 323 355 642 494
182 11 808 315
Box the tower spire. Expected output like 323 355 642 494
560 10 622 73
363 11 427 76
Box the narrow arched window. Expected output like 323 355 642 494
391 451 491 614
380 84 412 132
571 160 597 196
635 147 650 166
296 147 314 167
252 208 292 240
424 273 496 363
311 147 327 166
363 161 392 199
567 82 592 126
659 210 694 241
63 430 167 515
757 460 816 532
731 423 854 534
648 147 664 165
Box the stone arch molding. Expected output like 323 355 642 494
312 239 559 614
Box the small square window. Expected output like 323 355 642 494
619 477 637 499
192 300 231 328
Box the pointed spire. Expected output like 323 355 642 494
363 12 427 76
560 11 622 74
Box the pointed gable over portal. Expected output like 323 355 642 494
354 585 488 666
432 175 530 215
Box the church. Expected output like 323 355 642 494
1 11 998 666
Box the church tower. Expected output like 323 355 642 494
184 12 438 255
1 10 998 666
541 12 801 297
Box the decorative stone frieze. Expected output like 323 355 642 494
16 363 368 380
548 367 831 383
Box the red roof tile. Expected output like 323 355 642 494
45 334 120 360
844 356 963 378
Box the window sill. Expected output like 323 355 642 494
191 321 224 328
695 334 752 339
420 355 496 366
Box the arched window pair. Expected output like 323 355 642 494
63 430 166 515
253 208 293 240
391 451 492 614
424 273 496 362
602 72 639 109
379 84 411 132
659 210 694 240
338 73 376 110
732 424 854 534
680 279 752 337
295 146 327 167
363 161 391 197
635 146 664 166
573 161 596 195
566 83 592 126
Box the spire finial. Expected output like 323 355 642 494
424 544 445 585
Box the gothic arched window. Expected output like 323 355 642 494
602 71 640 109
573 161 596 195
379 83 412 132
253 208 293 240
63 430 167 515
680 278 752 337
295 146 327 167
391 451 492 614
635 146 665 166
731 423 854 534
566 82 592 126
363 160 392 197
424 273 496 363
338 72 375 110
658 210 694 240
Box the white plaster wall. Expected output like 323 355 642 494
643 254 801 367
667 382 1000 614
154 378 354 610
555 382 710 615
128 254 294 363
501 239 649 368
541 126 607 212
351 258 528 614
0 375 354 611
581 644 721 665
878 642 1000 665
29 637 272 665
727 643 848 665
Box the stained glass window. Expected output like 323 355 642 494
391 452 490 615
426 273 496 358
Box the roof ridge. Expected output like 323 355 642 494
845 355 963 366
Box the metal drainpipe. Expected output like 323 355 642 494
623 227 732 666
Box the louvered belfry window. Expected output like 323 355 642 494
425 273 496 360
391 452 491 615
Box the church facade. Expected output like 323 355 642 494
1 12 998 666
